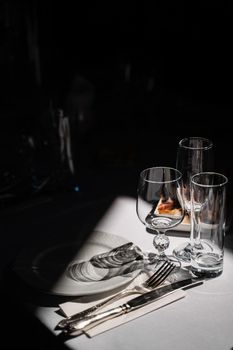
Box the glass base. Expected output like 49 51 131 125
191 266 223 278
142 251 181 269
191 252 223 278
142 250 159 270
157 254 182 268
173 242 191 262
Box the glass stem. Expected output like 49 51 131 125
153 231 169 258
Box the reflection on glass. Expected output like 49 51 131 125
136 167 185 262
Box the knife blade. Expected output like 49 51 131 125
64 278 204 336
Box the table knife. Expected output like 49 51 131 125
64 278 203 336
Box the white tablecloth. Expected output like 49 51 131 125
35 196 233 350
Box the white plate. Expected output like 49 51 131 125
172 215 190 232
14 231 140 296
173 222 190 232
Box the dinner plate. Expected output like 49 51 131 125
13 231 140 296
173 222 190 232
172 215 190 232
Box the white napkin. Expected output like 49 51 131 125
59 278 186 337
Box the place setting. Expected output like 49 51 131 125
12 136 229 340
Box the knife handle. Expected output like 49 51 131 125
58 289 133 329
65 304 130 336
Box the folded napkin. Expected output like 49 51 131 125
66 242 146 282
59 273 186 337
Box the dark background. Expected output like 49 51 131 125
1 0 233 205
1 2 233 348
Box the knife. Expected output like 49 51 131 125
64 278 204 336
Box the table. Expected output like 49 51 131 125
1 196 233 350
11 195 233 350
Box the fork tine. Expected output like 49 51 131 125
149 264 175 288
145 261 176 288
146 260 171 284
145 261 170 285
146 265 173 288
146 261 170 283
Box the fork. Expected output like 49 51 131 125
57 260 176 329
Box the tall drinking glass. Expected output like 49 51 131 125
190 172 228 277
136 166 185 262
173 137 214 261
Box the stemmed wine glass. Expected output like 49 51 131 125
172 137 214 262
136 166 185 262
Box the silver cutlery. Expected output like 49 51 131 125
64 277 204 336
57 260 176 329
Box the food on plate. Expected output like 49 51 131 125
155 197 190 224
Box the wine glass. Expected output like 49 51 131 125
136 166 185 262
172 137 214 262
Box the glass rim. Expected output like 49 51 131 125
140 166 182 184
191 171 228 187
179 137 213 150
